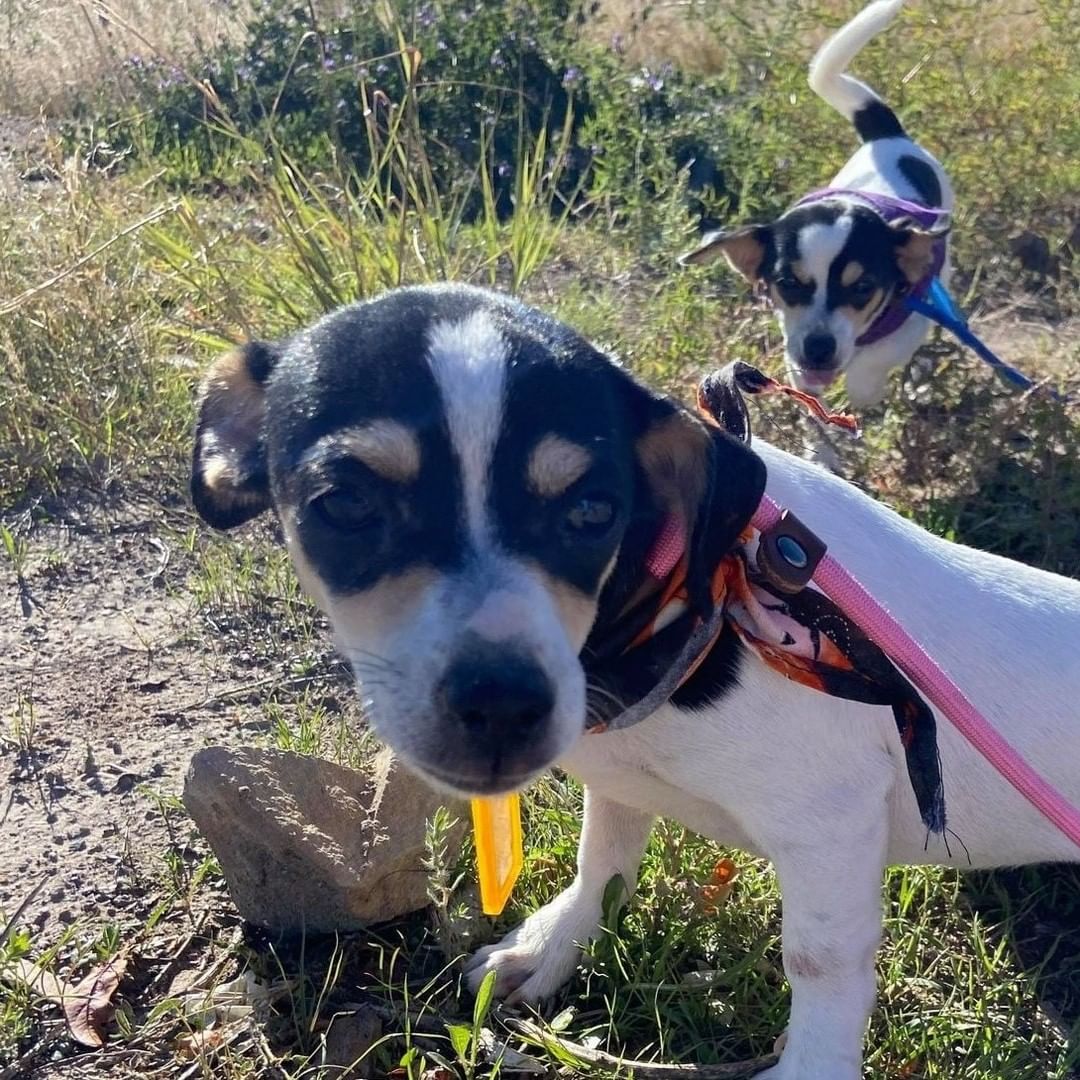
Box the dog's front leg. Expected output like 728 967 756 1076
465 789 652 1004
757 804 889 1080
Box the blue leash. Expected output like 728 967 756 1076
904 279 1071 403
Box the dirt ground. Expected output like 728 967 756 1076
0 498 269 937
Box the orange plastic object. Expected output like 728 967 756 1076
471 794 523 916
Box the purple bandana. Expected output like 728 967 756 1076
792 188 949 347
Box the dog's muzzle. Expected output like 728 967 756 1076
421 635 561 794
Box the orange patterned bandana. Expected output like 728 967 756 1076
581 363 946 836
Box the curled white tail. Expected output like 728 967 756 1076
808 0 905 127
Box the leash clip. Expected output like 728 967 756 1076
757 509 826 594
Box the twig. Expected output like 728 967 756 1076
0 875 48 949
0 203 178 317
510 1018 778 1079
144 909 210 994
183 670 345 711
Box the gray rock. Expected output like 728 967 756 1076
183 746 465 932
322 1004 383 1078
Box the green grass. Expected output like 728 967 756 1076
2 0 1080 1076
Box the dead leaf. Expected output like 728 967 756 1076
63 952 128 1048
5 955 127 1048
402 46 422 82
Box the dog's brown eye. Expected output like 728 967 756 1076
774 274 812 305
564 495 615 538
850 278 877 305
311 489 379 531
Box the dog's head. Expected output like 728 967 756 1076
680 200 948 392
191 285 765 796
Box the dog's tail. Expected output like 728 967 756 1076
808 0 906 142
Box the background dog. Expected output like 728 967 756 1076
193 283 1080 1080
681 0 953 411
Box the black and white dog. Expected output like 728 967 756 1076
681 0 953 410
193 283 1080 1080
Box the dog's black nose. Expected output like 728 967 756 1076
802 332 837 369
436 641 555 747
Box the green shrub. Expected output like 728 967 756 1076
77 0 589 206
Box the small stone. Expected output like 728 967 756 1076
183 746 465 932
322 1005 383 1078
111 773 140 794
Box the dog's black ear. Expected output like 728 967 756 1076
678 225 772 281
632 386 766 614
889 214 951 284
191 340 282 529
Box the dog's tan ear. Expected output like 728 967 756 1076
636 409 713 532
191 340 281 529
890 215 951 285
636 401 766 613
678 225 771 281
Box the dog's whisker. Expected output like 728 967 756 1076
349 647 402 670
586 682 628 713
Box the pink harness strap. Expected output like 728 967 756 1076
752 494 1080 851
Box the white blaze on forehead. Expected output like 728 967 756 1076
795 214 854 300
426 310 508 543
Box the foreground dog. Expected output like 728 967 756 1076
192 284 1080 1079
681 0 953 409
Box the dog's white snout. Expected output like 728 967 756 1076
466 588 538 643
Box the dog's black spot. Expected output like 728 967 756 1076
584 614 745 723
853 100 905 142
897 154 943 207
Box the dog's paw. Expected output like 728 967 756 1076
464 887 597 1004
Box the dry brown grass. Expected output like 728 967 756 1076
0 0 256 114
591 0 1049 73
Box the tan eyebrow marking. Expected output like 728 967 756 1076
841 260 865 287
338 419 421 483
527 434 592 498
790 261 814 285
